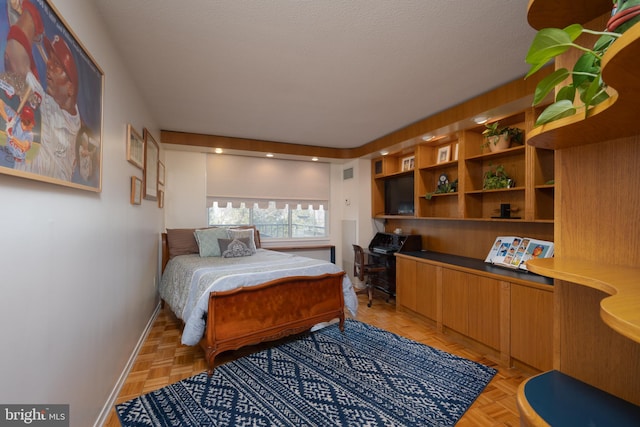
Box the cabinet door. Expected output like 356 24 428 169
468 276 501 349
396 257 416 311
442 268 468 334
415 262 438 321
511 283 553 371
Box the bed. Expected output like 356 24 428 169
159 227 358 374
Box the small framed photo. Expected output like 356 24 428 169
127 124 144 169
143 128 159 201
401 155 415 171
130 176 142 205
437 145 451 164
158 189 164 208
453 143 459 161
158 161 165 186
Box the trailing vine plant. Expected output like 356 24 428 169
525 24 620 125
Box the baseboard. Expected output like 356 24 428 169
94 302 161 426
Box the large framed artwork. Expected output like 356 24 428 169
0 0 104 192
143 128 158 201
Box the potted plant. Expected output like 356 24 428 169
481 122 524 152
525 23 623 125
483 164 513 190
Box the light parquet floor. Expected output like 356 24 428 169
104 293 530 426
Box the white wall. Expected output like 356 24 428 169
0 1 162 426
163 151 376 272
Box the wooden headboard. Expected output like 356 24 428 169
161 232 170 273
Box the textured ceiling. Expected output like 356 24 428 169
92 0 537 149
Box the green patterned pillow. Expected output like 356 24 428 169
194 227 230 257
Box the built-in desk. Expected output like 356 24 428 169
396 251 554 371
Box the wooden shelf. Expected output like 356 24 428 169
418 160 458 171
526 0 611 30
527 21 640 150
527 258 640 344
466 145 525 162
465 187 525 195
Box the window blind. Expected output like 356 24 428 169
206 154 330 209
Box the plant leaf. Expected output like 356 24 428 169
563 24 584 42
572 53 598 88
525 28 576 66
556 85 576 102
533 68 570 105
535 100 577 125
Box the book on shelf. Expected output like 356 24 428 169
485 236 554 271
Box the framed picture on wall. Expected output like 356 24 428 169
143 128 159 201
0 0 104 192
158 161 165 186
158 189 164 208
127 124 144 169
130 176 142 205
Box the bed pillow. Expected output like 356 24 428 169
218 237 254 258
228 228 257 253
229 225 261 248
194 227 230 257
166 228 199 258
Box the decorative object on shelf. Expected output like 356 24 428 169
481 122 524 152
525 23 622 125
424 173 458 199
453 143 459 160
436 145 451 163
607 0 640 34
130 176 142 205
483 164 513 190
401 155 415 171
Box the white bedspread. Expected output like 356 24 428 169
160 249 358 345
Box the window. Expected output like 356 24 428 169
206 154 331 241
208 201 327 239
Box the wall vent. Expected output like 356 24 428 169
343 168 354 180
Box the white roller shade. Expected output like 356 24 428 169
206 155 330 208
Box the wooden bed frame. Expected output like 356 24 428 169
161 233 346 375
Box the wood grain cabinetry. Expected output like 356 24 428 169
396 252 553 369
372 109 555 223
396 256 437 321
510 283 553 371
516 2 640 424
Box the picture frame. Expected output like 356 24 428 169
143 128 159 201
127 124 144 169
401 155 415 171
437 145 451 164
0 0 104 192
158 161 165 186
130 176 142 205
453 143 459 161
158 189 164 208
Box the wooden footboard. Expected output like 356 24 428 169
201 272 346 375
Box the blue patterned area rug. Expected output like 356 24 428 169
116 319 496 426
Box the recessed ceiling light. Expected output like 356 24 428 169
474 116 489 124
311 157 319 161
214 148 223 154
422 135 434 142
380 150 389 156
266 153 274 158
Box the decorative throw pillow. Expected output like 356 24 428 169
218 237 254 258
229 225 261 248
228 228 257 253
166 228 199 258
194 227 230 257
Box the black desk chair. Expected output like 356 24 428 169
353 244 387 307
